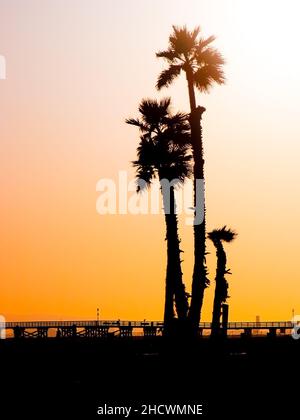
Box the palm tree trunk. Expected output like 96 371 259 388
211 282 222 337
186 74 207 333
211 244 226 337
162 185 188 332
187 70 197 111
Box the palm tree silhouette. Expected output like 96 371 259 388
126 98 191 329
208 226 237 337
156 26 225 332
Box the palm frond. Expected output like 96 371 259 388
164 111 190 126
191 26 201 41
162 127 191 147
193 67 212 92
138 98 172 127
170 26 198 55
198 35 216 50
128 97 193 189
125 118 148 132
132 162 155 192
194 64 225 92
156 26 226 96
156 48 178 62
197 47 225 67
208 226 237 243
156 65 182 90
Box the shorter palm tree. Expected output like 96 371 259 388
126 98 191 330
208 226 237 337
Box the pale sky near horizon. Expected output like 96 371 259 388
1 0 300 321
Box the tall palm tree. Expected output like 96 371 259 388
208 226 237 337
126 98 191 329
156 26 225 332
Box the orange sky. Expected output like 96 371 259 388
1 0 300 322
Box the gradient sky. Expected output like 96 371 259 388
1 0 300 321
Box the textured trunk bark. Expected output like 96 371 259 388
186 73 208 333
162 185 188 333
211 243 227 337
211 283 223 336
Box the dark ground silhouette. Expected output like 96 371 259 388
1 336 299 418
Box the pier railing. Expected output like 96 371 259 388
4 320 294 329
